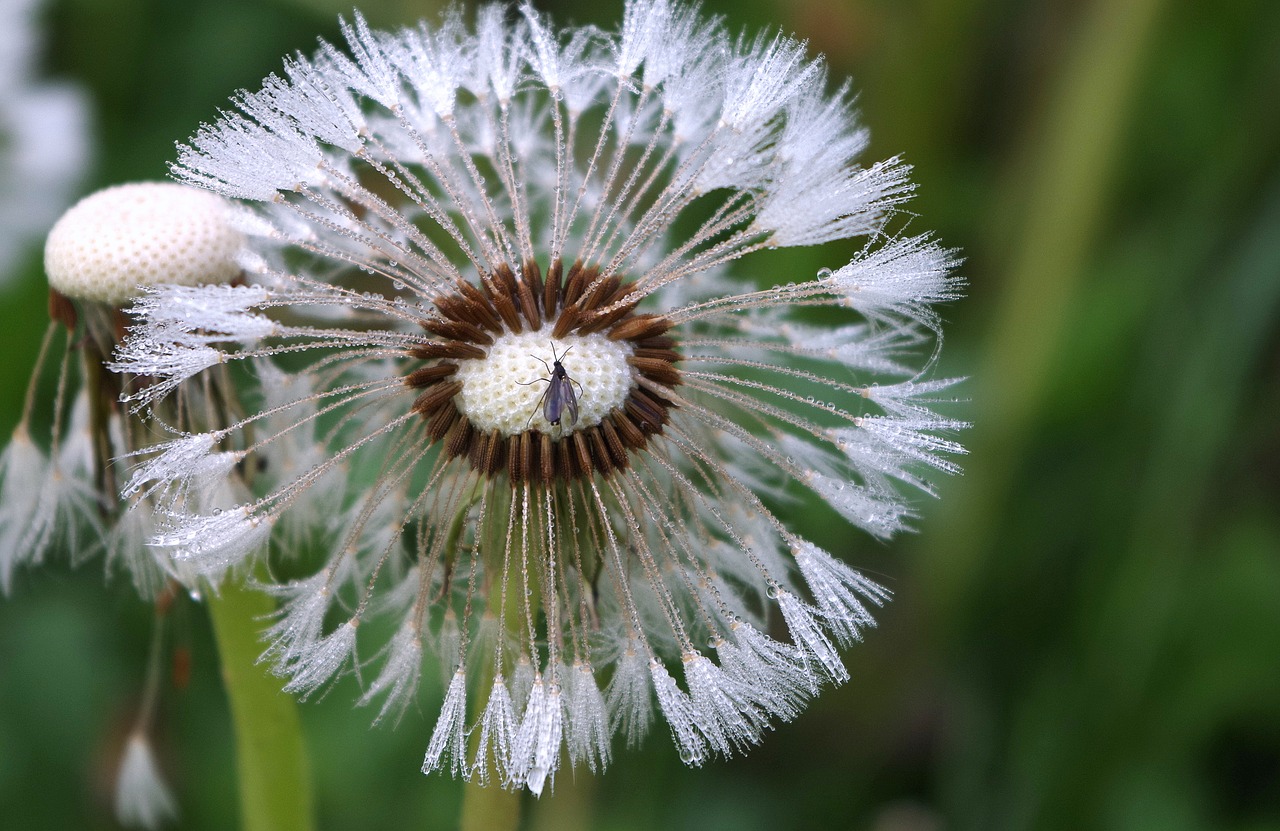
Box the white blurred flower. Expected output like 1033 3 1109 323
114 0 966 793
0 0 90 285
114 732 178 830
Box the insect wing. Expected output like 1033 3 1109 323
562 376 579 425
543 371 579 427
543 373 565 425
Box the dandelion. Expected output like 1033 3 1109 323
114 0 966 793
0 181 245 596
0 181 247 829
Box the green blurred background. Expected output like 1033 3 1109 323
2 0 1278 828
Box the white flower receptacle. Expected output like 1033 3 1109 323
44 181 243 306
453 328 635 437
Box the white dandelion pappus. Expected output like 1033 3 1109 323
114 732 179 831
114 0 966 793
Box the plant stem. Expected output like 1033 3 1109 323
207 580 315 831
459 484 522 831
460 779 521 831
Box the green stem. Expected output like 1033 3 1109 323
207 581 315 831
456 635 524 831
460 779 521 831
460 484 522 831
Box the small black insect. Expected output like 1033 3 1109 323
519 343 584 429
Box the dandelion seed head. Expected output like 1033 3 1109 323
105 0 968 791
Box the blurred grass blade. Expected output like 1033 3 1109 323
926 0 1170 615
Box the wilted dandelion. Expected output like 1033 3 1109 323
1 181 244 596
112 0 966 793
0 181 243 828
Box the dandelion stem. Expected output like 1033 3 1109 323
460 488 522 831
207 580 315 831
460 776 521 831
132 594 169 735
18 322 58 430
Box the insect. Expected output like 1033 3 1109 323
519 343 584 430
